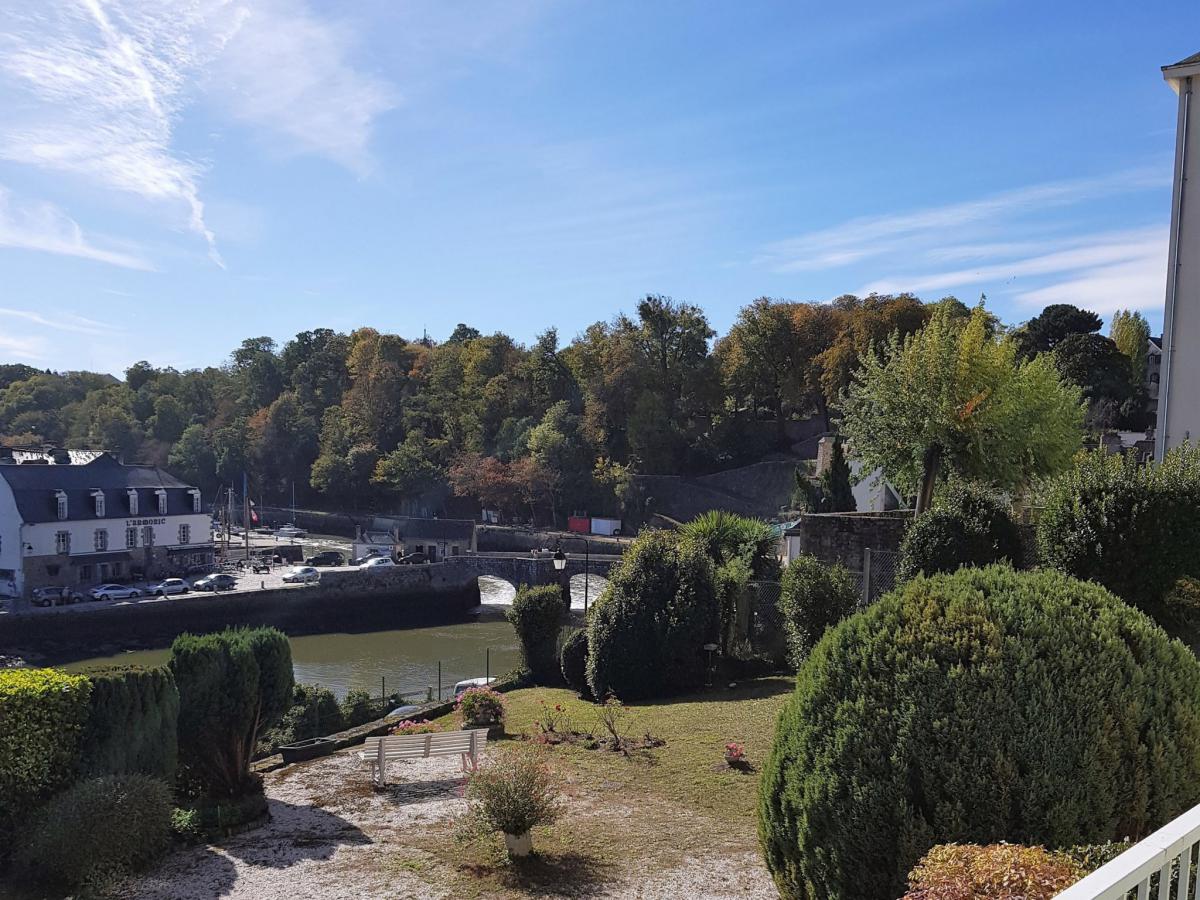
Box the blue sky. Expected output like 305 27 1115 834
0 0 1195 374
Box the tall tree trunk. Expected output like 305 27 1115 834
915 444 942 515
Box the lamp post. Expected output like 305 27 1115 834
552 536 591 612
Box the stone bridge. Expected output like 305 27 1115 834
444 553 622 603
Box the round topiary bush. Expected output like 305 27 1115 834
757 565 1200 900
778 554 860 668
898 480 1023 582
15 774 173 891
559 628 589 696
586 530 719 700
507 584 566 684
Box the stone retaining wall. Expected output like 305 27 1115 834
791 511 912 571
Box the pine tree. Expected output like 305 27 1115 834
821 438 856 512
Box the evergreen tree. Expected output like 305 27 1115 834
821 438 856 512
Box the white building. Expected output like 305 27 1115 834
1157 51 1200 459
0 448 213 598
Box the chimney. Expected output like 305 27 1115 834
815 435 835 476
50 448 71 465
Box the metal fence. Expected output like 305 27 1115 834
861 548 900 606
743 580 787 662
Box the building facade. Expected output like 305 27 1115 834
357 516 477 563
1157 51 1200 459
0 448 213 598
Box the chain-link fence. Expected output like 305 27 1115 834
861 548 900 606
742 580 787 664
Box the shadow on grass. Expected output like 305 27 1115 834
460 848 617 894
625 675 795 708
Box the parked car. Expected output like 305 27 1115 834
88 583 141 602
149 578 189 597
30 586 83 607
453 677 498 696
281 566 320 584
350 551 386 566
305 551 345 567
398 551 428 565
275 525 307 539
193 573 237 592
359 556 395 569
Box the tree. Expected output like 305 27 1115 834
820 437 855 512
841 303 1083 514
230 337 284 412
1110 309 1151 390
372 432 446 501
1014 304 1102 358
1052 332 1133 411
149 395 188 443
168 425 217 492
506 585 565 684
817 293 930 409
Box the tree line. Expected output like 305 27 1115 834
0 295 1153 524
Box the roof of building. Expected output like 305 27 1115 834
1150 335 1164 350
0 452 200 524
1167 50 1200 69
380 516 475 540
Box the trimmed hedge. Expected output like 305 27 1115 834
559 628 589 696
758 565 1200 900
901 843 1084 899
78 665 179 781
899 481 1023 581
14 774 172 891
171 626 294 800
507 584 566 684
1038 445 1200 618
778 554 859 667
586 530 720 699
0 668 91 847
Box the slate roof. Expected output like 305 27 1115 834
1166 50 1200 70
0 453 201 524
390 517 474 541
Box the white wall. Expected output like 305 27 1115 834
22 512 212 557
0 478 20 595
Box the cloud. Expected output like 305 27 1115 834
0 306 123 336
0 1 393 262
0 185 153 270
0 332 47 361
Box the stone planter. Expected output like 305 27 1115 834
278 736 337 764
504 830 533 857
463 720 505 740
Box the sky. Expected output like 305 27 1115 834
0 0 1196 375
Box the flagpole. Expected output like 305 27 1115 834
243 472 250 563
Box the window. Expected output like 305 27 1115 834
55 531 70 555
55 491 67 521
128 489 138 515
156 490 167 515
45 565 60 576
178 524 190 545
452 545 461 556
189 489 202 513
94 529 108 552
142 526 155 549
78 565 92 582
92 490 105 517
126 526 138 549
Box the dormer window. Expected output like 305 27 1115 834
156 489 167 515
128 489 138 516
189 488 202 513
91 489 105 518
54 490 67 521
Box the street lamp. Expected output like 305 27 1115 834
552 537 592 612
552 548 567 571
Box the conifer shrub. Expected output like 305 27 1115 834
170 626 293 800
586 530 719 699
758 565 1200 900
559 627 589 696
77 665 179 781
1038 445 1200 618
14 774 172 892
899 481 1022 581
777 554 859 667
507 584 566 684
0 668 91 848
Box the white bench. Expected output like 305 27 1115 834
357 728 490 787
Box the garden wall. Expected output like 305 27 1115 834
790 511 912 571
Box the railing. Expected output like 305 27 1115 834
1056 804 1200 899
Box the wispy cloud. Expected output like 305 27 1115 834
0 1 393 263
0 333 47 362
0 306 123 337
0 185 152 270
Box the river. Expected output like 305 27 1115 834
60 574 607 701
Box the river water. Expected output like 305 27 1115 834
61 574 608 701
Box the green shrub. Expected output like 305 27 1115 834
506 584 565 684
14 774 172 891
901 843 1084 899
170 626 294 800
78 665 179 781
262 683 346 752
758 565 1200 900
0 668 91 847
679 510 781 580
777 554 859 667
1038 445 1200 618
899 481 1023 581
341 689 378 728
586 530 720 699
559 628 589 696
463 744 563 838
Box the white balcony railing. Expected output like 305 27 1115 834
1055 803 1200 899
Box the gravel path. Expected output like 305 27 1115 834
118 750 777 899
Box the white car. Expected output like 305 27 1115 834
281 566 320 584
150 578 189 597
453 676 498 696
276 525 307 538
359 556 395 569
89 583 142 602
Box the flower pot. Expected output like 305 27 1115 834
278 736 338 764
504 830 533 857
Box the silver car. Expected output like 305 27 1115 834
149 578 189 597
281 566 320 584
89 583 142 602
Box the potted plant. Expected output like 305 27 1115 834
456 687 506 737
724 741 746 766
463 745 562 857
